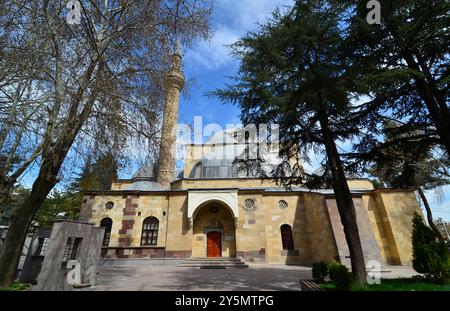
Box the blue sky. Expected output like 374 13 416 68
180 0 294 127
16 0 450 221
175 0 450 221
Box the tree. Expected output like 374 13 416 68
412 212 450 283
367 121 449 240
0 0 212 287
3 187 81 229
214 0 367 284
344 0 450 155
74 151 120 192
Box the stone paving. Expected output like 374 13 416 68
88 264 419 291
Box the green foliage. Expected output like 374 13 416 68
73 152 119 191
34 190 82 228
312 262 329 283
345 0 450 166
3 186 81 229
2 152 120 229
367 121 449 191
0 282 30 291
320 278 450 291
412 213 450 283
327 261 341 281
213 0 355 187
328 261 353 291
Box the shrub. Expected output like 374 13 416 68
312 262 328 283
412 213 450 283
327 261 341 281
328 262 353 291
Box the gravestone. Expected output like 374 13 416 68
20 228 52 283
33 220 104 291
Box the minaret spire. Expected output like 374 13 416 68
156 41 185 188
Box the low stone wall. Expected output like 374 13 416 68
98 258 186 266
101 247 191 259
237 249 267 262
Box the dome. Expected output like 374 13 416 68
122 180 163 191
132 163 157 179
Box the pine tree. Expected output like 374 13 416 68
367 121 449 240
412 212 449 283
344 0 450 155
73 152 119 192
214 0 368 284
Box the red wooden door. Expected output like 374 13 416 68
207 231 222 257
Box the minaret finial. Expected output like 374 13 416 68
171 39 182 73
175 38 181 56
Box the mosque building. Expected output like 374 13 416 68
80 46 421 266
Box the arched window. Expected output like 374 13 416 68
100 218 113 246
141 217 159 246
280 224 294 250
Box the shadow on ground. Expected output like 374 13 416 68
92 265 312 291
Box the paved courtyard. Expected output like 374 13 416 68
89 264 419 291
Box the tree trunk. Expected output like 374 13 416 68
0 178 14 211
417 186 444 241
319 112 367 285
381 20 450 156
0 135 77 287
413 77 450 156
0 170 58 287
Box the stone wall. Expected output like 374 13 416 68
20 228 52 283
165 193 192 257
80 193 170 258
235 192 267 262
363 193 398 264
262 193 307 263
303 194 339 263
170 178 374 191
326 195 383 267
80 186 420 265
33 221 104 291
374 190 422 265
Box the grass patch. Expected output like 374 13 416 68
0 282 31 291
320 278 450 291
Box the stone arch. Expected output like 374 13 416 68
188 190 239 226
191 199 237 222
191 201 237 258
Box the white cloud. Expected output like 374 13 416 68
186 0 294 71
186 25 240 70
217 0 293 31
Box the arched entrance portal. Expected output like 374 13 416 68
191 203 236 258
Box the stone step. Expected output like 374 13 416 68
186 259 242 262
187 257 241 261
178 257 249 269
181 264 249 268
179 262 247 267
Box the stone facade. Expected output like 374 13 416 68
78 47 422 266
79 178 422 265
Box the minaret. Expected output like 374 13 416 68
156 42 185 188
